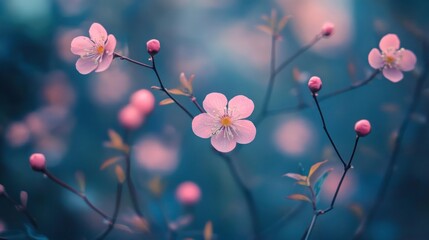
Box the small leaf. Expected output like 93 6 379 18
100 156 123 170
20 191 28 208
287 194 311 203
257 25 273 36
131 216 150 232
313 168 333 197
283 173 307 182
204 221 213 240
297 180 310 186
261 14 270 23
75 171 86 193
151 86 162 90
349 204 364 219
168 88 189 96
188 74 195 89
179 72 194 93
308 160 328 181
115 166 126 183
148 176 164 198
114 223 134 233
159 98 174 105
277 15 292 32
108 129 123 147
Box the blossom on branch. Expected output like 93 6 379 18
368 34 416 82
71 23 117 74
192 93 256 153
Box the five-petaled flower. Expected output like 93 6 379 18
192 93 256 153
71 23 117 74
368 33 416 82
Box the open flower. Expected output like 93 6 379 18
192 93 256 153
368 34 416 82
71 23 117 74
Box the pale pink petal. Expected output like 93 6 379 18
399 49 416 71
104 34 116 55
379 34 400 52
192 113 216 138
95 53 113 72
76 58 98 75
383 67 403 82
89 23 108 44
368 48 384 69
211 133 236 153
228 95 254 119
70 36 94 55
233 120 256 144
203 93 227 116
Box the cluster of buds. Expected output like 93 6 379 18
118 89 155 129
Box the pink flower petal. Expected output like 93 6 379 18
383 67 403 82
192 113 216 138
379 34 400 52
233 120 256 144
89 23 108 44
399 49 417 71
228 95 254 119
211 132 237 153
96 53 114 72
104 34 117 55
76 57 98 75
203 93 227 116
70 36 94 56
368 48 384 69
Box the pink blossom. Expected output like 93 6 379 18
71 23 117 74
354 119 371 137
147 39 160 56
130 89 155 115
308 76 322 93
29 153 46 171
321 22 334 37
192 93 256 153
176 181 201 205
368 34 417 82
118 105 144 129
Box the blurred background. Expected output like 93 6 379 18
1 0 428 239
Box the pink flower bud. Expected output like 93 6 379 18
130 89 155 115
321 22 334 37
147 39 160 56
176 181 201 205
354 119 371 137
308 76 322 93
0 184 4 194
29 153 46 171
118 105 144 130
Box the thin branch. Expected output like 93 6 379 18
190 96 205 113
95 183 123 240
1 192 39 229
113 53 153 69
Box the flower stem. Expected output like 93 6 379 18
191 96 205 113
95 183 123 240
113 53 153 69
42 169 111 222
2 191 39 229
151 57 194 119
312 93 346 167
219 152 260 239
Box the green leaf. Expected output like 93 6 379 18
287 194 311 203
313 168 333 198
100 156 123 170
308 160 328 181
283 173 307 182
159 98 174 105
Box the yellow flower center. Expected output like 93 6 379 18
220 116 232 127
384 55 395 65
97 45 105 54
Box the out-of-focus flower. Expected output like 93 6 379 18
368 34 417 82
6 122 31 147
274 117 314 156
90 66 132 106
118 105 144 130
354 119 371 137
321 22 334 37
134 135 179 175
192 93 256 153
308 76 322 93
71 23 117 74
130 89 155 115
176 181 201 205
29 153 46 171
147 39 160 56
